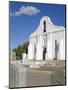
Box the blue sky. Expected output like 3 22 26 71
10 1 66 49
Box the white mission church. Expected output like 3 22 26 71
27 16 65 61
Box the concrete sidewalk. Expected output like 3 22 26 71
9 60 65 88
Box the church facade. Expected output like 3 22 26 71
28 16 65 60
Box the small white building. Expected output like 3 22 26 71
28 16 65 60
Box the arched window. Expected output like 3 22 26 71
43 21 46 32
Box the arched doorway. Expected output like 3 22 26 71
43 47 47 60
34 44 36 60
55 40 59 60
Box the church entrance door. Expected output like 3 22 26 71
34 44 36 60
55 40 59 60
43 47 47 60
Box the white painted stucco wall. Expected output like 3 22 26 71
28 16 65 60
47 30 65 60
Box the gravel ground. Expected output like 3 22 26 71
9 60 66 88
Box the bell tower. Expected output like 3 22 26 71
43 21 46 32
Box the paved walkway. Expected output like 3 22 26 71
9 60 65 88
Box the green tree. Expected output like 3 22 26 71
13 42 29 60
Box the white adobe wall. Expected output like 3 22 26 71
28 35 43 60
28 16 65 61
30 16 65 38
50 30 65 60
59 30 65 60
28 38 35 60
46 33 53 60
36 35 43 60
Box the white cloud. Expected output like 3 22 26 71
10 6 40 16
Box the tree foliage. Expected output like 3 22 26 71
13 42 29 60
